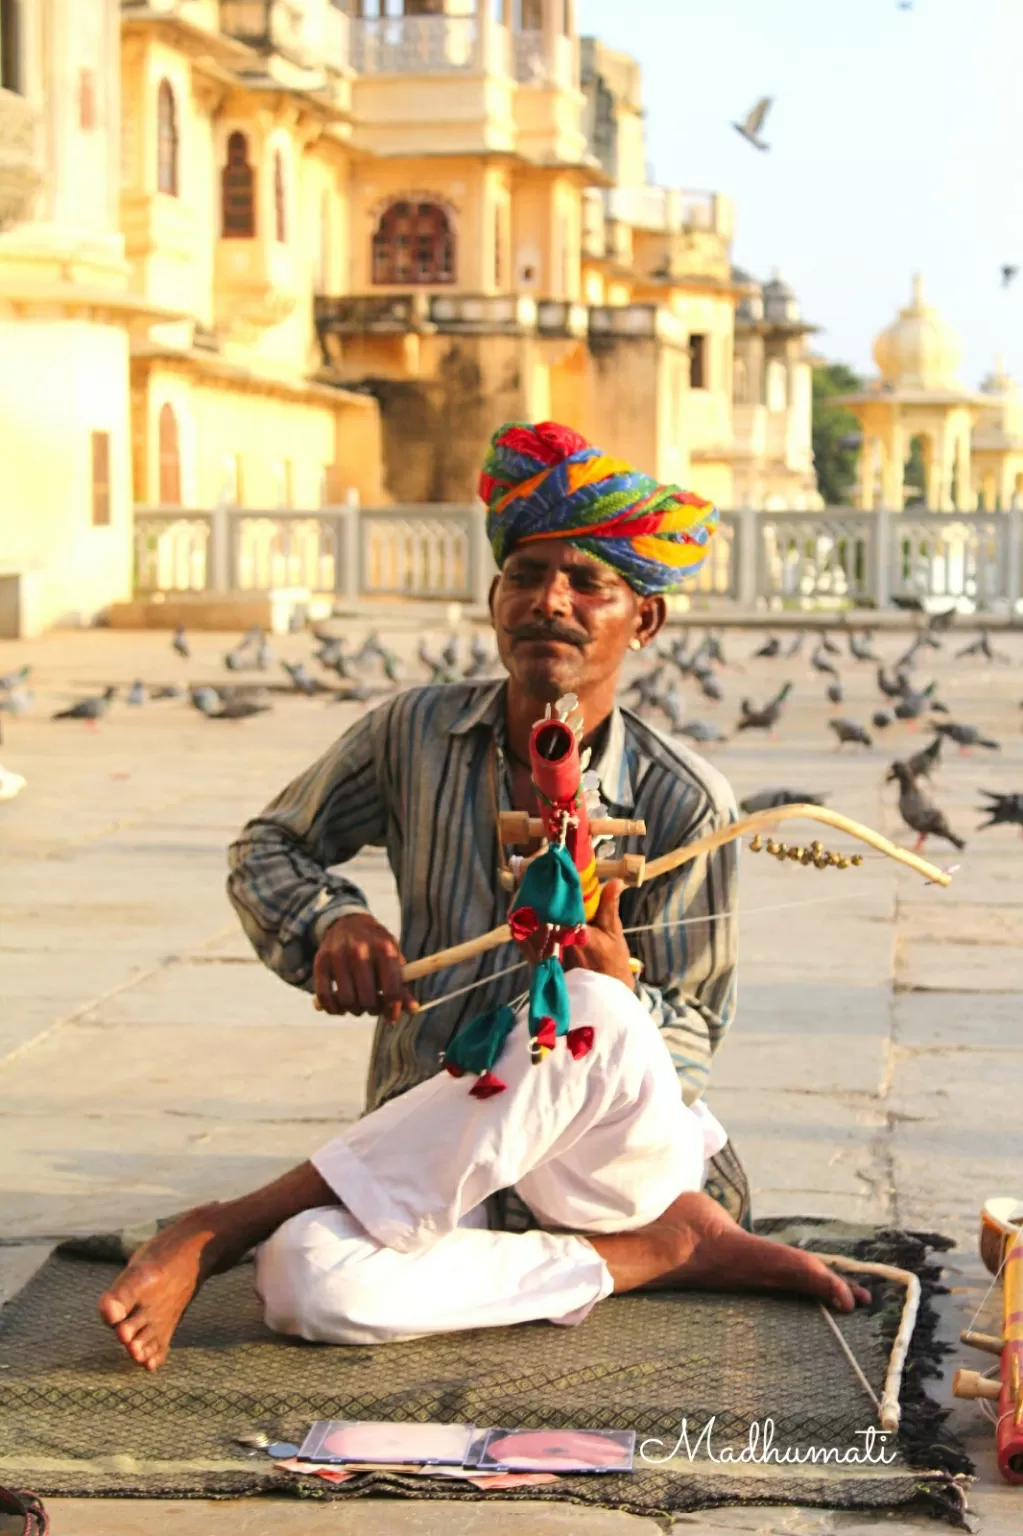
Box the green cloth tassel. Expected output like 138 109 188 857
515 843 587 930
529 955 570 1043
443 1003 517 1079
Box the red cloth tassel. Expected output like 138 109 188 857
509 906 539 942
470 1070 506 1099
444 1061 465 1078
534 1016 558 1051
566 1026 594 1060
560 926 587 950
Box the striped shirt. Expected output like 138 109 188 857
227 680 738 1114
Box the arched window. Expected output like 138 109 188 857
158 403 181 505
156 79 178 197
221 131 255 238
273 150 286 243
372 200 455 285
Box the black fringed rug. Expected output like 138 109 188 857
0 1219 972 1524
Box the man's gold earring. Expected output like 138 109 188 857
629 638 643 651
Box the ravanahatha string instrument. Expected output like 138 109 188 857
314 693 955 1433
954 1197 1023 1484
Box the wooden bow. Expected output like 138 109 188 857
401 803 952 983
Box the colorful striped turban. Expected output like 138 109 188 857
479 420 719 597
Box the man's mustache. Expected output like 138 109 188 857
506 622 590 649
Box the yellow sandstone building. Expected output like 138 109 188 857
0 0 821 633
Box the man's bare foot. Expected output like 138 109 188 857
590 1192 872 1312
97 1160 341 1371
97 1205 230 1372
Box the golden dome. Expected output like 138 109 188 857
872 274 962 389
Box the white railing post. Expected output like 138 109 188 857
1006 507 1022 613
210 504 230 591
736 507 759 608
872 505 891 610
336 505 361 600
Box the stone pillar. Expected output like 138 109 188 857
858 436 876 510
882 421 904 510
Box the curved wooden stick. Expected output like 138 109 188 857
400 804 951 984
644 804 951 886
816 1253 922 1433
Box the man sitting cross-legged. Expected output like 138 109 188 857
99 967 865 1366
97 421 869 1367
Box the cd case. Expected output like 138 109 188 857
475 1427 635 1473
297 1420 476 1467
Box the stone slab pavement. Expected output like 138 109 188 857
1 623 1021 1533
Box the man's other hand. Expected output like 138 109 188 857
563 879 637 991
313 913 418 1023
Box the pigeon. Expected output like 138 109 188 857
624 664 665 710
659 682 686 732
463 633 490 681
125 680 146 707
696 669 724 703
894 681 945 721
172 626 190 659
52 686 116 722
355 631 387 665
441 635 460 671
281 660 319 696
931 721 1000 752
0 664 31 690
0 686 34 715
216 694 273 720
150 684 184 701
189 686 223 717
1002 264 1019 289
736 681 792 733
927 604 958 632
733 96 772 151
740 788 828 814
224 641 256 672
328 682 391 706
849 631 880 663
784 630 806 659
830 718 872 750
826 680 844 706
319 639 357 681
894 636 924 672
810 644 839 678
380 648 404 685
819 631 841 656
0 763 26 801
871 708 893 731
288 608 307 634
956 630 1008 663
877 665 906 699
906 733 943 781
976 791 1023 833
702 634 728 667
887 761 965 851
675 719 728 744
753 634 781 659
254 636 273 671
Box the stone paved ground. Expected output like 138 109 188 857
1 620 1021 1534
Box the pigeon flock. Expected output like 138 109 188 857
1 612 1022 859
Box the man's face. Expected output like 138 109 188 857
490 540 660 703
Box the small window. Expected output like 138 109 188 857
221 131 255 238
91 432 111 526
274 150 287 243
158 403 181 505
372 200 455 285
157 79 178 197
689 333 707 391
0 0 23 95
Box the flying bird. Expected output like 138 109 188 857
739 788 828 814
733 96 773 151
976 791 1023 834
829 718 872 750
784 630 806 659
1002 265 1019 289
818 632 841 656
894 680 946 721
736 681 792 734
281 660 319 696
887 761 965 851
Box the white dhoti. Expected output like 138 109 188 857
255 970 727 1346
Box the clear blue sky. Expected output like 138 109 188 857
578 0 1022 387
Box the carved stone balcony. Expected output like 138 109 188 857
0 88 40 231
352 15 480 75
214 238 299 337
219 0 349 72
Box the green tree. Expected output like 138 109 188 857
812 362 863 506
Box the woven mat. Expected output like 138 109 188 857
0 1221 971 1522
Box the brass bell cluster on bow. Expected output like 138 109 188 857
747 834 863 872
